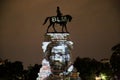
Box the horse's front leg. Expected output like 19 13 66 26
64 25 69 33
52 23 57 32
62 25 64 33
47 24 52 33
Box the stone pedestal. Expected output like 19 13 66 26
36 33 80 80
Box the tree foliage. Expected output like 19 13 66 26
0 60 24 79
74 57 102 80
74 57 112 80
26 64 42 80
0 59 42 80
110 43 120 77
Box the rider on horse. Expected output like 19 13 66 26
56 6 63 17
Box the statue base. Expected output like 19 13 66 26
44 33 70 41
36 33 80 80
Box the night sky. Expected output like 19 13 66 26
0 0 120 68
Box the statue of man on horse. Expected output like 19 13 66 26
43 6 72 33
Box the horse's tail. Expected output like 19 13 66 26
43 17 49 25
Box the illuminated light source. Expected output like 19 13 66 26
101 73 107 80
95 76 102 80
95 73 107 80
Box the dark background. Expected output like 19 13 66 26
0 0 120 68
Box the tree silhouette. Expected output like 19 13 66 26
27 64 42 80
74 57 101 80
110 43 120 79
0 60 24 80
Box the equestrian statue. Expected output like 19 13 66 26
43 6 72 33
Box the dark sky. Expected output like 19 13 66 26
0 0 120 68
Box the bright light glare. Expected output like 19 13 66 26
95 73 107 80
101 73 107 80
95 76 101 80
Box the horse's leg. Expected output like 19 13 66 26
62 25 64 33
52 23 57 32
64 24 68 33
47 24 52 33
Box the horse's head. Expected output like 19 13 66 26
66 15 72 22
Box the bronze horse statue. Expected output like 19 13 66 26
43 15 72 33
